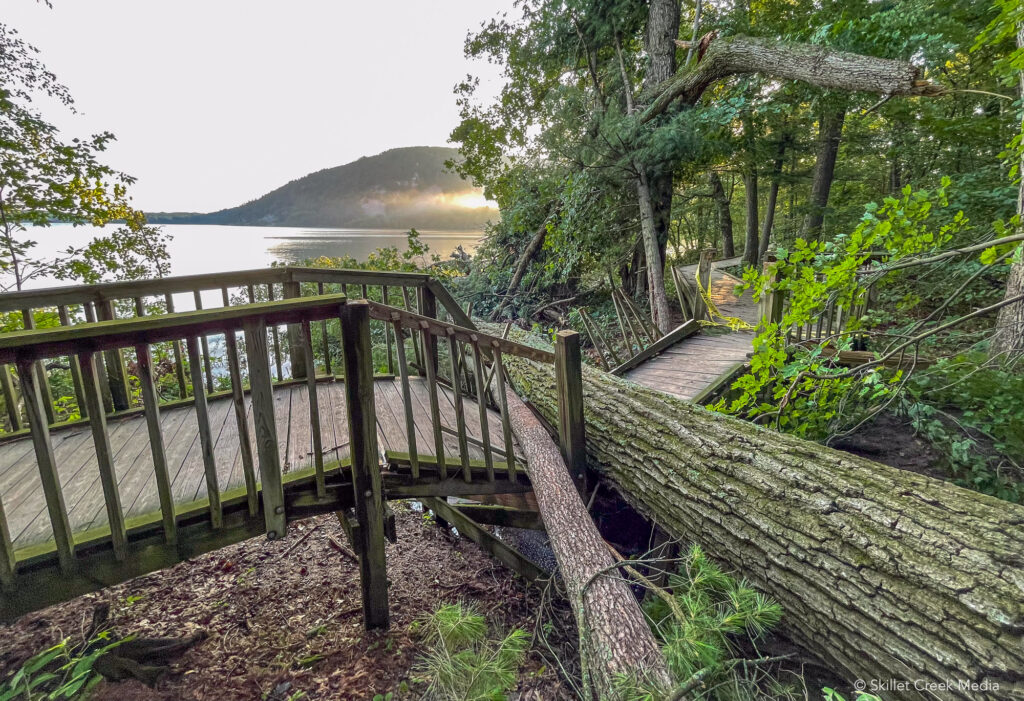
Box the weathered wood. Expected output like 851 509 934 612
425 278 476 330
0 364 21 431
688 361 748 405
445 332 472 482
186 337 222 529
470 338 495 482
266 284 284 381
284 279 308 380
317 282 333 376
0 495 14 588
382 286 395 374
611 320 700 375
452 503 543 530
488 344 517 481
192 291 215 393
301 320 325 497
577 308 614 371
416 285 436 376
78 350 128 560
57 305 88 418
339 300 389 630
554 331 587 496
223 329 257 515
243 318 286 539
135 343 177 543
163 294 190 399
16 358 74 573
94 301 132 412
670 265 694 320
391 317 419 478
19 309 57 425
419 324 447 479
503 329 1024 701
425 497 547 581
619 289 659 345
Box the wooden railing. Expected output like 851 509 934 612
0 266 471 436
0 284 584 626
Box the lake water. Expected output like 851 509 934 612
23 223 483 289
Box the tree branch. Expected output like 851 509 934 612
641 34 945 124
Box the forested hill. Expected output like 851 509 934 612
148 146 495 230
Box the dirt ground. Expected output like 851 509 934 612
0 504 574 700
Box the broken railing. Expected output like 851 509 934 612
0 285 585 627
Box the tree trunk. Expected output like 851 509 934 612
636 171 674 334
708 172 734 258
490 221 547 321
990 26 1024 361
800 109 845 240
499 334 1024 701
757 135 787 264
741 114 759 269
503 386 672 698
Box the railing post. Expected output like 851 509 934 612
0 364 21 431
95 300 132 411
57 306 88 418
136 343 177 543
20 309 56 424
339 300 389 630
417 285 437 378
186 336 222 529
163 294 190 400
244 317 286 539
284 279 308 379
78 350 128 560
554 330 588 496
16 358 74 573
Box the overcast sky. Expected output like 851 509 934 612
6 1 515 212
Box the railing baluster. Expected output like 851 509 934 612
416 286 435 377
470 336 494 482
390 315 418 478
284 279 307 380
193 290 215 393
555 331 588 496
224 326 258 515
79 350 128 560
0 364 21 431
0 495 14 588
489 342 517 480
136 343 177 543
58 305 88 418
164 294 190 399
445 330 472 482
95 300 132 411
186 336 222 528
20 308 56 424
382 286 394 374
419 321 446 478
339 300 389 630
243 317 286 539
301 320 325 497
247 284 256 304
266 284 284 381
318 282 332 375
16 358 74 572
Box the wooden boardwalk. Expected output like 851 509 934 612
0 378 514 551
624 260 758 401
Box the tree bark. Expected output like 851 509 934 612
801 110 846 240
490 221 547 321
990 26 1024 361
741 115 759 269
499 333 1024 701
503 386 672 698
708 172 734 258
757 135 787 264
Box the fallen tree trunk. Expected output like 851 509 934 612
503 370 672 699
498 329 1024 701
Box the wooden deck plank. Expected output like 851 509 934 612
287 384 313 472
2 377 517 550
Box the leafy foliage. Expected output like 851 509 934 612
0 632 128 701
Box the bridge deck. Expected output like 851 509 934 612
625 260 757 401
0 377 513 552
